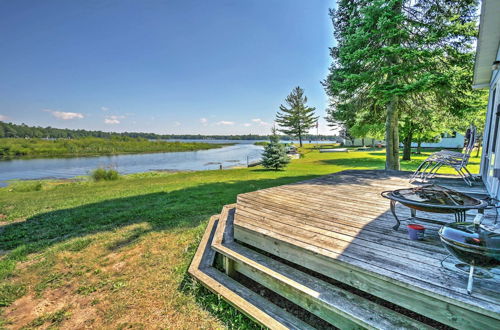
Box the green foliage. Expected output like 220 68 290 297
9 181 43 192
91 168 120 181
276 86 318 146
0 137 227 158
253 141 269 146
0 121 339 141
325 0 483 166
261 133 290 171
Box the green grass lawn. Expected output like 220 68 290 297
0 147 480 329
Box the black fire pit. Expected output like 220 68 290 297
381 185 488 230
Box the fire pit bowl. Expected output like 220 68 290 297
381 185 488 230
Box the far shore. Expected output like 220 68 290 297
0 137 232 160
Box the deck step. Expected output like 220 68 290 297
188 215 315 330
212 206 433 330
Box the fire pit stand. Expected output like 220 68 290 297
381 185 488 230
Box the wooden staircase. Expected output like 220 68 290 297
189 205 432 329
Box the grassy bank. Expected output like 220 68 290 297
0 137 228 158
0 147 480 329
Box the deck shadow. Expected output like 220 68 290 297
0 175 316 260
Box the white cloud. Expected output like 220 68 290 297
174 121 181 126
200 117 208 126
45 109 84 120
251 118 271 126
243 123 252 127
101 106 109 112
216 120 235 126
0 114 8 121
104 115 124 124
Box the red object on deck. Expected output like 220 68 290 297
407 224 425 230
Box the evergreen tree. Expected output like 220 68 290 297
276 86 318 147
261 128 290 171
324 0 482 169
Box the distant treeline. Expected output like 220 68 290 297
0 121 338 141
0 137 227 158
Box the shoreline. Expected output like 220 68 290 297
0 162 262 187
0 143 234 161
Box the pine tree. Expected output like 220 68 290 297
324 0 482 169
276 86 318 147
261 129 290 171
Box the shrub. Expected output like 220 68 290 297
261 132 290 171
9 181 43 192
91 168 120 181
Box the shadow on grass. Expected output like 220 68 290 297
0 175 316 275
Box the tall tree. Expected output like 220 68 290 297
276 86 318 147
324 0 481 170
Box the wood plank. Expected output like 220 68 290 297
234 224 500 330
236 195 448 255
235 213 500 303
213 206 432 330
250 184 492 221
226 243 431 330
238 187 474 228
235 218 500 316
213 203 236 246
188 214 315 330
236 205 448 265
188 215 219 272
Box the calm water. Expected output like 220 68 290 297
0 143 264 186
0 139 337 186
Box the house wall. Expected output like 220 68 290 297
410 133 465 149
342 134 464 148
480 44 500 198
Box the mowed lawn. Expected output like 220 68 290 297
0 147 480 329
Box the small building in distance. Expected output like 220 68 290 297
411 132 465 149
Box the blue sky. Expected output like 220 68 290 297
0 0 335 135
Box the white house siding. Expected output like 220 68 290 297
480 45 500 197
341 134 464 148
411 133 465 149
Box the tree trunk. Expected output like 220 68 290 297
402 130 412 161
362 137 365 147
385 97 400 170
417 141 422 154
298 134 303 147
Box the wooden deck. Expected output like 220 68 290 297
191 170 500 329
235 170 499 328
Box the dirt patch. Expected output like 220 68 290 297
2 286 98 330
1 227 224 329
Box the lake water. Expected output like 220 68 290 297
0 143 264 186
0 139 336 186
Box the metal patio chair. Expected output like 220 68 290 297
410 126 477 186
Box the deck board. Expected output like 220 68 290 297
234 170 500 322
